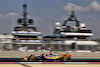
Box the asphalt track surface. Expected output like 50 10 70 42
0 58 100 62
0 64 100 67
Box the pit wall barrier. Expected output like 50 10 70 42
0 62 100 64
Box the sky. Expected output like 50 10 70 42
0 0 100 38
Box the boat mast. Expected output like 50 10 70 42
23 3 27 26
62 6 80 27
17 3 33 27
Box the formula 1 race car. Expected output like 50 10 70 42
23 52 71 62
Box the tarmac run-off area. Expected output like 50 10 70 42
0 64 100 67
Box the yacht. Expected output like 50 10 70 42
44 8 98 51
12 4 42 50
